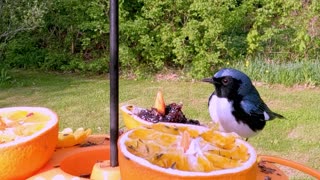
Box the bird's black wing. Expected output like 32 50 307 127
232 94 266 132
240 97 268 120
240 90 284 121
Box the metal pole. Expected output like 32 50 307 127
109 0 119 167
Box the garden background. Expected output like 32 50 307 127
1 1 320 179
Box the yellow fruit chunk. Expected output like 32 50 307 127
7 110 51 123
14 123 46 136
56 127 92 148
0 117 6 130
148 123 180 135
0 109 54 143
201 128 236 149
7 110 29 121
0 134 16 144
24 112 51 122
90 160 121 180
181 130 191 153
148 123 200 137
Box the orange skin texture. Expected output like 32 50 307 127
118 148 258 180
0 110 58 180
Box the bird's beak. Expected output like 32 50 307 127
202 77 214 84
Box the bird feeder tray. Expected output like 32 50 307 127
27 135 120 180
27 134 320 180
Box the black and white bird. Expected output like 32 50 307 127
202 68 284 138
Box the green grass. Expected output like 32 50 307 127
1 70 320 179
231 59 320 87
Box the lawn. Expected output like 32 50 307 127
1 70 319 179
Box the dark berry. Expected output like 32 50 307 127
137 103 200 125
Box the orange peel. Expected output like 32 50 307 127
56 127 92 148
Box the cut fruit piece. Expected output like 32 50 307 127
90 160 121 180
118 123 257 180
154 91 165 115
0 107 58 180
7 110 29 121
13 122 46 136
7 111 50 122
56 127 92 148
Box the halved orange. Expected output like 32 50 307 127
121 91 200 129
118 123 257 180
120 105 153 129
0 107 58 180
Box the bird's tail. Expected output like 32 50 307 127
270 111 285 120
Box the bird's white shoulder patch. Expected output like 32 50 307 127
263 111 270 120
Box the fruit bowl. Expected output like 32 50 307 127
118 123 257 180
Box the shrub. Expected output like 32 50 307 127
3 34 47 69
1 0 319 82
0 68 12 86
120 0 256 78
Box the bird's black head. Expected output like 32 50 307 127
202 68 253 99
203 76 241 99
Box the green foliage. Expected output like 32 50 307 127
0 0 47 41
0 0 48 61
0 68 12 85
120 0 255 78
61 57 109 74
44 0 109 53
1 0 320 82
1 0 109 74
3 34 47 69
246 0 320 61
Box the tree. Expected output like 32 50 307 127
0 0 47 41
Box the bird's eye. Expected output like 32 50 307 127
222 78 229 85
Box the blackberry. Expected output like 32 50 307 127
137 103 200 125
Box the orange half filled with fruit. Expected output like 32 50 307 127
120 105 153 129
118 123 257 180
0 107 58 180
121 91 201 129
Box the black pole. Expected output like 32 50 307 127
109 0 119 167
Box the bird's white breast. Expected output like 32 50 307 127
208 95 258 138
